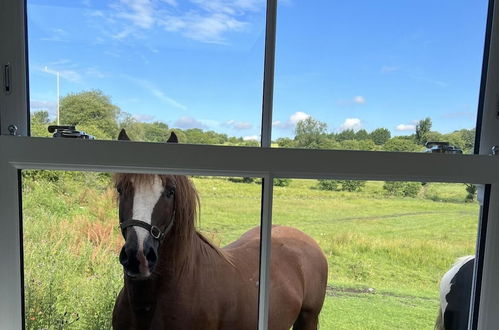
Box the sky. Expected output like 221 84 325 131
27 0 489 141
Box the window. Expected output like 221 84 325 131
2 0 499 329
273 1 488 153
27 0 266 145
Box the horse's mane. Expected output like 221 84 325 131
113 173 231 275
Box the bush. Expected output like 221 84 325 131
384 181 421 197
317 179 340 191
402 182 421 197
339 180 366 192
228 177 255 184
383 181 405 196
465 184 477 202
274 178 291 187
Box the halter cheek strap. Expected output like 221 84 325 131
120 191 176 242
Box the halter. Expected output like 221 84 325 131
119 188 176 242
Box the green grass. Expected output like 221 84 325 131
22 173 478 329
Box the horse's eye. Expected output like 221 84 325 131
117 186 123 195
164 187 175 198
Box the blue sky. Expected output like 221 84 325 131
28 0 488 140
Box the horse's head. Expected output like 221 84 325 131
115 129 180 278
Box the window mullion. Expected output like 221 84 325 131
258 1 277 328
258 175 274 330
260 0 278 148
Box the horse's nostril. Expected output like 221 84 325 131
119 246 128 267
146 247 157 265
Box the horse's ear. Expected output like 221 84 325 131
118 129 130 141
167 131 178 143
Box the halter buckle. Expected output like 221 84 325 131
150 225 162 239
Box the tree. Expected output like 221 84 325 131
415 117 432 145
142 122 170 142
354 129 370 140
276 137 295 148
339 139 376 151
370 128 391 145
335 129 356 142
31 110 52 137
32 110 50 125
60 90 120 139
384 137 421 152
444 129 475 154
294 117 328 149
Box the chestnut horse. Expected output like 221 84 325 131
112 129 328 330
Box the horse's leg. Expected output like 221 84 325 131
292 310 320 330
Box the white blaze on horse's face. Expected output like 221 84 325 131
131 175 165 273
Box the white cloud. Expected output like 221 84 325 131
160 0 177 6
243 135 259 141
340 118 363 131
290 111 310 124
223 120 252 130
99 0 264 44
381 66 398 73
40 61 107 84
40 28 69 42
133 113 155 122
273 111 311 129
174 116 208 129
85 67 107 78
396 124 416 131
353 96 366 104
125 76 186 110
41 66 82 83
338 96 367 106
30 100 57 116
114 0 156 29
442 111 475 119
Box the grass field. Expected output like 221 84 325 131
22 172 479 329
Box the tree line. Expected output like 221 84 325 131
31 89 475 154
277 116 475 153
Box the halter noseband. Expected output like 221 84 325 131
119 189 176 242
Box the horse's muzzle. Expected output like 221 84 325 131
119 239 158 277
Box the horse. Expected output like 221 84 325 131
112 129 328 330
435 256 475 330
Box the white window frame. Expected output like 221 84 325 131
2 0 499 329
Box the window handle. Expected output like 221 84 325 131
4 63 11 94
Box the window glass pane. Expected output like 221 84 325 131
270 178 479 329
22 170 261 328
27 1 265 146
272 1 488 153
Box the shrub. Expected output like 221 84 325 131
465 184 477 202
402 182 421 197
274 178 291 187
384 181 421 197
228 177 255 184
383 181 405 196
339 180 366 192
317 179 340 191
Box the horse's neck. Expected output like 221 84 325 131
124 275 158 315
